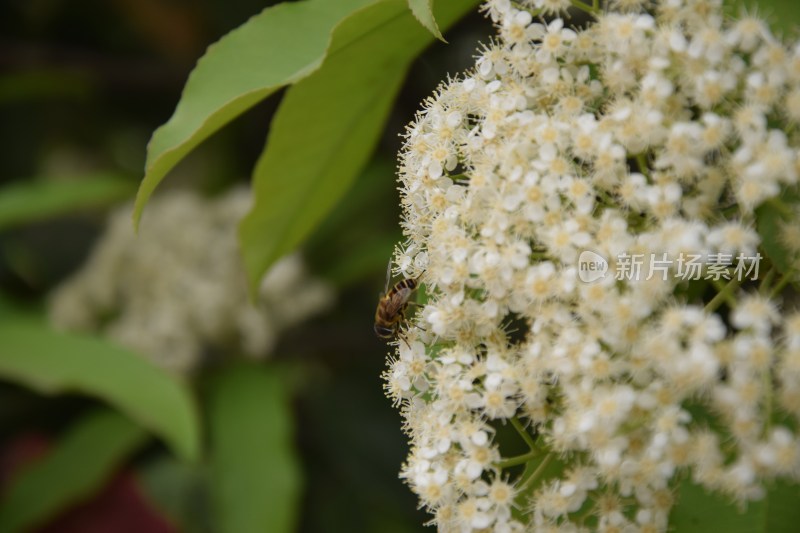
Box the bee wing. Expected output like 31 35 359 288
376 293 408 324
384 258 393 292
382 292 408 318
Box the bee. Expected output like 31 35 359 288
374 262 421 341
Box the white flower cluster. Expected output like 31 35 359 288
49 188 333 374
386 0 800 530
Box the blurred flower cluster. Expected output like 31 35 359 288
386 0 800 530
49 188 333 374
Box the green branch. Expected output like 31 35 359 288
769 269 796 299
511 1 542 17
497 449 540 469
570 0 602 17
758 267 776 296
511 416 539 450
635 153 650 181
705 277 741 313
520 453 554 490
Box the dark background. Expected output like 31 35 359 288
0 1 492 531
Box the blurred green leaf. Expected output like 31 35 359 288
239 0 480 293
322 235 397 286
670 477 800 532
305 158 395 247
0 294 13 314
138 455 213 533
724 0 800 36
0 409 147 533
0 319 199 461
305 158 399 286
209 363 301 533
134 0 379 228
408 0 445 41
0 174 134 231
0 70 93 103
755 188 799 274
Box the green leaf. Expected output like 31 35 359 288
303 158 400 286
0 293 14 314
133 0 379 228
239 0 479 293
0 174 134 231
321 235 397 286
670 477 800 532
0 409 148 533
138 456 212 533
408 0 445 41
0 70 93 103
0 319 200 461
755 188 799 274
209 363 301 533
304 157 396 249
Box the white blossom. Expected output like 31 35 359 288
48 188 334 374
386 0 800 530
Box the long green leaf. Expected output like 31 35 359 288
408 0 445 41
133 0 379 228
239 0 479 292
670 477 800 532
0 319 199 461
0 409 147 533
209 363 301 533
0 174 133 231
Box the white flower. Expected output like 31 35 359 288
387 0 800 530
48 188 333 373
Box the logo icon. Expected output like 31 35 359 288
578 250 608 283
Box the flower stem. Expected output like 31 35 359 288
498 449 540 469
762 366 773 438
759 267 776 295
511 1 542 17
520 452 554 490
570 0 602 16
769 269 795 299
635 153 651 181
511 415 538 450
705 277 741 313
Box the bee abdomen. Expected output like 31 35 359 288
389 278 418 296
